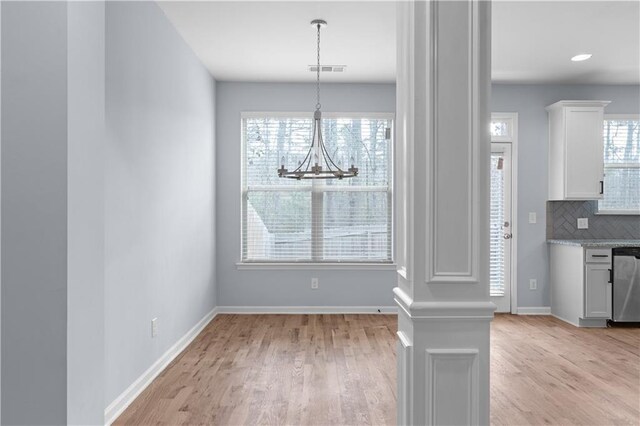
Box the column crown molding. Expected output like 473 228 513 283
394 287 496 320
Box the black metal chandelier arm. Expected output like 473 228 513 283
319 138 341 172
291 144 314 173
287 118 319 175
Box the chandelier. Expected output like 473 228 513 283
278 19 358 180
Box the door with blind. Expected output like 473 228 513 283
490 143 512 312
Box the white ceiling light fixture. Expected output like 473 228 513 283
278 19 358 180
571 53 593 62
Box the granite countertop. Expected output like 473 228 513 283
547 239 640 248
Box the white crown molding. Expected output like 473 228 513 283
104 307 219 425
545 100 611 111
216 306 398 315
394 287 496 320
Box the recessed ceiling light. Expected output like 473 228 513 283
571 53 592 62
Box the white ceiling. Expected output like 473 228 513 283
492 1 640 84
157 1 396 83
157 1 640 84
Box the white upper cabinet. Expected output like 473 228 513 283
546 101 610 200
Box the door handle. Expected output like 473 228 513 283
599 180 604 195
503 233 512 239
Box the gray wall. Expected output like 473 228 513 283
1 2 68 424
105 2 216 406
215 82 396 308
67 2 105 424
491 84 640 308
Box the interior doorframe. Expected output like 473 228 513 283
491 112 518 314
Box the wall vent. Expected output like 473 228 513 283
308 65 347 73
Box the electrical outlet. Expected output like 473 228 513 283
529 279 537 290
529 212 537 224
577 218 589 229
311 278 319 289
151 318 158 338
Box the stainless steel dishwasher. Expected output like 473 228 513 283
611 247 640 323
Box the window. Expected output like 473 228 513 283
241 113 393 263
599 116 640 214
490 119 512 140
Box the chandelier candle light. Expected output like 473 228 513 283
278 19 358 180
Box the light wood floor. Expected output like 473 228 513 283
115 314 640 425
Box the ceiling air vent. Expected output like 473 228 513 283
308 65 347 73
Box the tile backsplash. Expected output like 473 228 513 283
547 201 640 240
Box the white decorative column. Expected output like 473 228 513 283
394 1 494 425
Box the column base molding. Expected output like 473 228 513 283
394 287 494 426
394 287 496 320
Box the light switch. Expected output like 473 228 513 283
529 212 537 224
577 218 589 229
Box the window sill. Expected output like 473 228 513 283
236 262 398 271
595 210 640 216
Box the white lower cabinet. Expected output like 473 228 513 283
585 264 612 319
550 244 612 327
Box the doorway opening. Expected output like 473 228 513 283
490 113 518 313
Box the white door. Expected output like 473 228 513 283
490 143 512 312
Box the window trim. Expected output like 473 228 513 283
598 114 640 215
239 111 396 265
236 262 397 270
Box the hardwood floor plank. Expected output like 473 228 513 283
115 314 639 426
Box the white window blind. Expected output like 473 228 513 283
242 114 393 263
490 153 505 297
599 117 640 213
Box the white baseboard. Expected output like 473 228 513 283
551 313 578 326
104 307 219 425
216 306 398 314
517 307 551 315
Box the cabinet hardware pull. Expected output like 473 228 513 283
599 180 604 194
608 268 613 284
592 254 609 258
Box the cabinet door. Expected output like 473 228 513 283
565 108 604 199
585 264 612 318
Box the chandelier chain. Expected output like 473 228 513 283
316 23 321 110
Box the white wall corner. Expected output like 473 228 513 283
103 307 219 425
